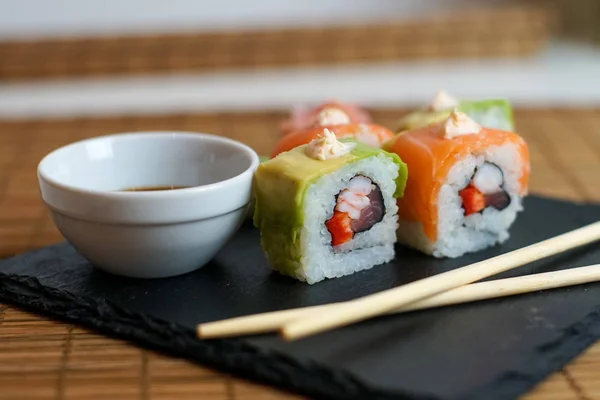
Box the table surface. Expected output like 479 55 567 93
0 108 599 400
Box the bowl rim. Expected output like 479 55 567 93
37 130 260 198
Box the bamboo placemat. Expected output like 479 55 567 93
0 107 599 399
0 6 553 82
524 0 600 44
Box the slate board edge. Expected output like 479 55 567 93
0 272 437 400
2 271 600 400
461 302 600 400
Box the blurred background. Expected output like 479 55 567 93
0 0 599 119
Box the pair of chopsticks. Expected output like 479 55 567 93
197 221 600 341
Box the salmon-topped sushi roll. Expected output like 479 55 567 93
272 123 395 158
279 100 372 137
383 109 530 258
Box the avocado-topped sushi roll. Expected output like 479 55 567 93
254 129 408 284
384 110 530 258
245 155 270 220
396 90 515 133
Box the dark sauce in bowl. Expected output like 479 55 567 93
119 185 190 192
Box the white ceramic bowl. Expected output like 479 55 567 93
37 131 260 279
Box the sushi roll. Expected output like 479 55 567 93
279 100 371 137
383 110 530 258
244 155 271 220
254 129 408 284
396 90 515 133
272 123 395 158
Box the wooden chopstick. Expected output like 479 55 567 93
197 263 600 339
280 221 600 341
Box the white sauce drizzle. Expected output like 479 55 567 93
306 128 355 160
317 108 351 126
441 109 482 139
429 90 459 111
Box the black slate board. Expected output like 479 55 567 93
1 195 600 400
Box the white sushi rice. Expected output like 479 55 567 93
397 142 526 258
295 154 399 284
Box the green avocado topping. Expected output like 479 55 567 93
396 98 515 133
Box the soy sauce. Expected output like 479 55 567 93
119 185 190 192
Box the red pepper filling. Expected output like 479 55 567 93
459 184 511 216
325 211 354 246
459 185 486 216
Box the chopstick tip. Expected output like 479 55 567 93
195 325 205 339
279 324 310 342
196 324 220 340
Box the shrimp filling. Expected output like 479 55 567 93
459 162 511 216
325 175 385 246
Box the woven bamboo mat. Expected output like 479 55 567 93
0 107 599 399
525 0 600 44
0 6 553 82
